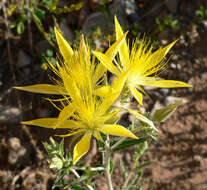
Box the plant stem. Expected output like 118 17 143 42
105 135 114 190
122 162 136 190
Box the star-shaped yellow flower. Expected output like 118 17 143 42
21 52 138 164
15 27 152 164
93 16 192 106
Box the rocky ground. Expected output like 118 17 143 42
0 0 207 189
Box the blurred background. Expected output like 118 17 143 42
0 0 207 189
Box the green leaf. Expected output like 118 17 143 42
70 185 87 190
70 175 88 185
17 21 25 34
128 171 143 189
20 13 28 22
59 138 65 157
34 8 45 20
112 137 148 152
152 100 182 122
110 157 114 174
9 21 17 29
134 161 153 172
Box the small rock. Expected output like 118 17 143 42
8 137 21 150
0 106 21 124
202 20 207 31
161 40 168 45
17 51 31 68
125 0 140 23
159 88 170 96
59 19 75 43
172 54 179 61
8 137 27 165
82 12 113 35
201 72 207 80
143 86 157 91
170 62 181 70
164 96 188 106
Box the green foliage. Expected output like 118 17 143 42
152 100 182 122
41 49 56 70
196 5 207 20
112 137 148 152
156 15 180 31
7 0 83 49
43 137 103 189
43 137 73 189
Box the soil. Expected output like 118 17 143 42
0 0 207 189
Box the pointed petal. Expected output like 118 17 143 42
54 27 74 61
21 118 58 128
93 62 107 83
105 32 128 60
58 103 75 121
98 71 129 114
93 51 120 75
98 124 138 139
73 132 92 164
140 80 192 88
14 84 66 95
114 16 129 67
22 118 80 129
143 41 176 74
127 109 157 131
129 86 143 106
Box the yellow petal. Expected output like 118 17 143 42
59 67 82 103
56 129 85 137
73 132 92 164
129 86 143 106
94 86 115 97
58 103 75 121
54 27 74 61
140 80 192 88
14 84 65 95
111 70 129 92
105 32 128 60
98 71 129 114
101 108 121 123
21 118 79 129
93 51 120 75
114 16 129 67
127 109 157 131
98 124 138 139
143 41 176 75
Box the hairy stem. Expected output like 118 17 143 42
105 135 114 190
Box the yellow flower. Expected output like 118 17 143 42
21 57 138 164
93 16 192 106
15 27 148 164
